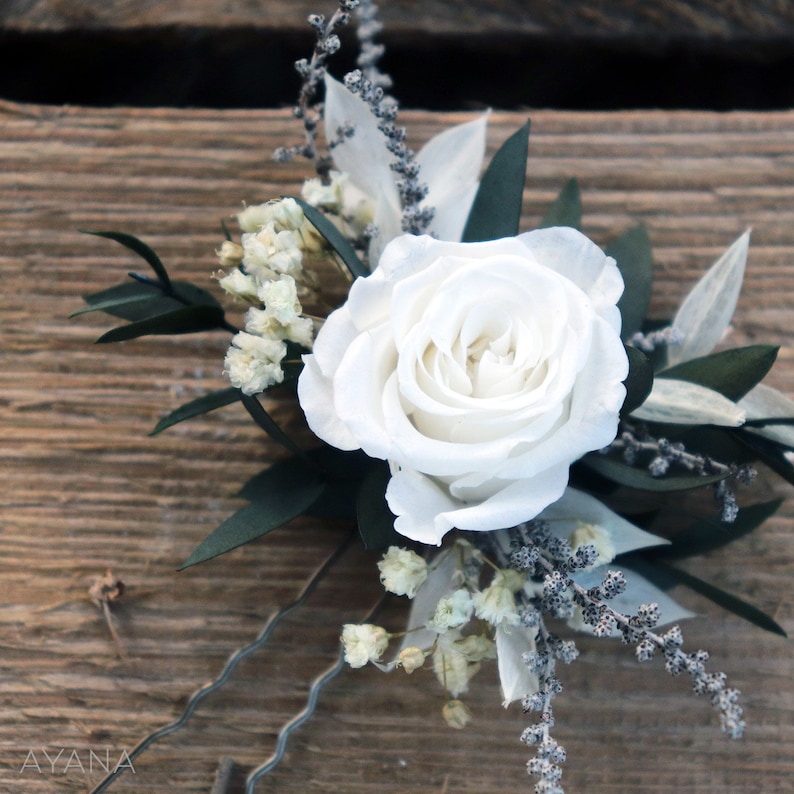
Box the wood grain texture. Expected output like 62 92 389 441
1 101 793 793
3 0 794 38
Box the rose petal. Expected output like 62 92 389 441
518 226 625 332
386 465 461 545
297 355 359 451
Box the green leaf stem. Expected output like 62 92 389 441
293 197 368 279
150 387 242 435
81 230 173 292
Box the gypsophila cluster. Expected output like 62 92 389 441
218 198 317 395
343 541 533 728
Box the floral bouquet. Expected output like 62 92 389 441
76 2 790 792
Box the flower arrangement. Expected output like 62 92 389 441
75 2 791 792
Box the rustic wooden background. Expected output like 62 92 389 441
4 0 794 35
3 0 794 110
1 2 793 793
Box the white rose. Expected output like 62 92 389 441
298 228 628 545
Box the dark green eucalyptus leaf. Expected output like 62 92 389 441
81 229 173 291
305 480 361 520
304 448 375 519
239 393 310 462
95 305 227 343
310 446 373 479
82 280 221 322
607 225 654 340
462 119 530 243
247 447 369 520
83 282 174 321
237 456 324 502
659 345 779 401
621 346 654 416
731 429 794 486
70 292 159 319
655 499 782 559
150 387 242 436
292 197 368 279
582 453 730 492
744 416 794 428
356 461 401 550
539 177 581 230
669 426 754 463
625 557 787 636
181 462 325 568
170 281 224 309
569 459 622 496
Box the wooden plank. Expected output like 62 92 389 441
3 0 794 38
0 101 792 793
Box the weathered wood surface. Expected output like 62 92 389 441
1 102 793 793
3 0 794 38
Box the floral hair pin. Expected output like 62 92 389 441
76 2 790 792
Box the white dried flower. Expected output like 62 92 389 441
569 521 617 567
238 198 305 233
245 307 314 350
442 699 472 729
472 579 520 628
258 276 302 325
341 623 390 668
302 170 376 242
216 240 244 268
453 633 496 663
268 197 305 231
217 268 260 303
377 546 428 598
301 171 347 211
223 331 286 395
242 224 303 280
432 631 481 697
282 315 315 348
492 568 526 593
426 588 473 633
397 646 426 674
